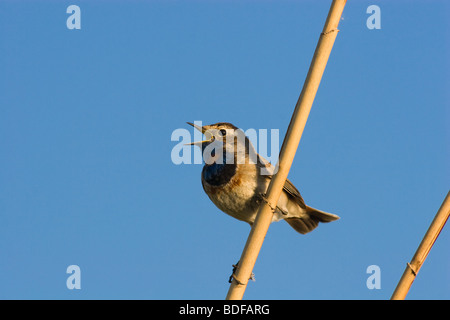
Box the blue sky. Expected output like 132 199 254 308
0 0 449 299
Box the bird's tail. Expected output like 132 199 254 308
285 206 340 235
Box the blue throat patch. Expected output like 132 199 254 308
202 155 237 186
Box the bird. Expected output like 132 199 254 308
187 122 340 234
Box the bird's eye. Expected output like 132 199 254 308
220 129 227 136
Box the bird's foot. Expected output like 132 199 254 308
228 261 255 284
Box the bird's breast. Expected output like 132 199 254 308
202 163 262 223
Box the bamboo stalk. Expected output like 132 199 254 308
391 190 450 300
225 0 346 300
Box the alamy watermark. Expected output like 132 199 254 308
66 264 81 290
366 5 381 30
66 5 81 30
366 264 381 290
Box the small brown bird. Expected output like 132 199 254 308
188 122 340 234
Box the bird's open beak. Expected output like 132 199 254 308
186 122 213 146
187 122 206 134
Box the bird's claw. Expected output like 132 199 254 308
228 261 255 284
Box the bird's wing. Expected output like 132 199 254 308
257 155 306 209
282 178 307 209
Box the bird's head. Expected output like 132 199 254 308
186 122 257 165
